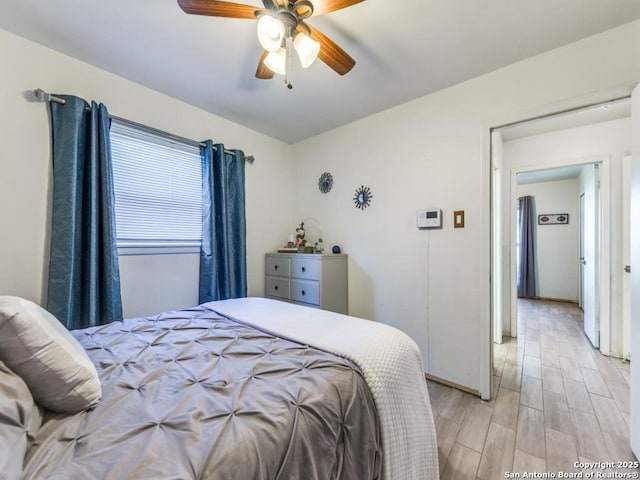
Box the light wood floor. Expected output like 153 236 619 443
428 298 638 480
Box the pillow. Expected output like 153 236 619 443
0 360 42 479
0 296 101 413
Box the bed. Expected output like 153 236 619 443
0 296 438 479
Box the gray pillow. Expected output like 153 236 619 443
0 360 42 479
0 296 101 413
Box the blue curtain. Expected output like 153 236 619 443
47 95 123 329
199 141 247 303
517 195 537 298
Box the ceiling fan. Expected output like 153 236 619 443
177 0 365 85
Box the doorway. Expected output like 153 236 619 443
490 97 631 394
509 162 601 344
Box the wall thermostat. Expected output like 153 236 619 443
417 208 442 229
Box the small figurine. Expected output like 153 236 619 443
295 222 306 250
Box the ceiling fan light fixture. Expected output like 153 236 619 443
257 15 285 52
264 48 287 75
176 0 360 81
293 32 320 68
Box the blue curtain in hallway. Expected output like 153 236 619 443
517 195 537 298
199 141 247 303
47 95 123 329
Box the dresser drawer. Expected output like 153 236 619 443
290 257 320 281
266 256 290 277
265 276 290 299
290 280 320 305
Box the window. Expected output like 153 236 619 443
110 120 202 252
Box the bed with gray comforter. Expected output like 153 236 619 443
20 304 382 479
1 297 438 480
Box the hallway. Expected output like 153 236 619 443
430 298 637 479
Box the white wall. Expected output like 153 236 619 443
0 29 294 309
2 20 640 395
118 253 200 318
290 20 640 394
517 179 579 302
501 118 631 356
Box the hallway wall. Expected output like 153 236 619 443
517 178 579 302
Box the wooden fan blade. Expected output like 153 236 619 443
306 24 355 75
255 50 275 79
311 0 365 16
177 0 258 19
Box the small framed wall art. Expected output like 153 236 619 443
538 213 569 225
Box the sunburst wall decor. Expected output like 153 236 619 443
353 185 372 210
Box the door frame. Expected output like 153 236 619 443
483 88 633 400
505 156 611 345
622 154 632 360
629 82 639 461
579 192 585 309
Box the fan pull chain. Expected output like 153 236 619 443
284 36 294 89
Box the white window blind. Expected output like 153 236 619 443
110 120 202 248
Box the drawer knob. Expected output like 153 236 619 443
274 285 278 291
301 290 306 295
274 265 278 270
301 267 306 272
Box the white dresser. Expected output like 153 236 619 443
265 253 348 314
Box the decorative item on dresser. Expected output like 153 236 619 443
265 253 348 314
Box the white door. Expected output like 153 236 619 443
580 166 599 348
629 83 639 460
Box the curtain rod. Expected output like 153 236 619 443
32 89 254 164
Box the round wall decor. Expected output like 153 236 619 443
353 185 373 210
318 172 333 193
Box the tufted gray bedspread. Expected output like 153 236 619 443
22 305 382 479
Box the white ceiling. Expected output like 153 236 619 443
517 165 585 185
1 0 640 144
